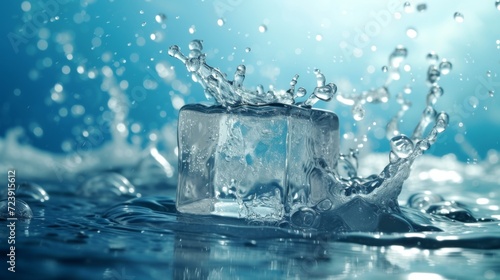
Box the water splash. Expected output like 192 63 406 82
168 40 337 107
169 40 451 229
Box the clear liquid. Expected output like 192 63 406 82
169 40 452 229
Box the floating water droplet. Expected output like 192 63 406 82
426 52 439 64
315 34 323 41
188 25 196 34
489 90 495 97
352 104 365 121
408 192 444 210
258 24 267 33
155 13 166 24
141 22 147 27
188 40 203 51
416 3 427 12
0 199 33 220
296 87 307 98
496 0 500 10
217 18 225 26
313 83 336 101
406 27 418 39
454 12 464 23
77 173 137 201
17 182 50 202
403 2 413 13
403 85 412 94
468 96 479 109
390 135 414 159
245 47 251 53
439 60 452 75
382 66 388 72
389 45 408 68
486 70 491 77
427 65 440 84
168 45 180 56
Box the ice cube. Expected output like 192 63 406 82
177 104 339 221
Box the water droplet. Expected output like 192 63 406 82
406 27 418 38
439 60 452 75
290 207 318 228
404 2 413 13
168 45 180 56
496 0 500 11
389 45 408 68
486 70 491 77
296 87 307 98
489 90 495 97
416 3 427 12
245 47 251 53
155 13 166 24
188 40 203 51
426 52 439 64
0 199 33 220
217 18 225 26
141 22 147 27
468 96 479 109
390 135 414 159
352 104 365 121
315 34 323 41
16 182 50 202
258 24 267 33
408 192 444 210
188 25 196 34
403 85 412 94
382 66 388 72
454 12 464 23
313 83 336 101
427 65 440 84
77 173 137 201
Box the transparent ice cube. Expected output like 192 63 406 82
177 104 339 221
